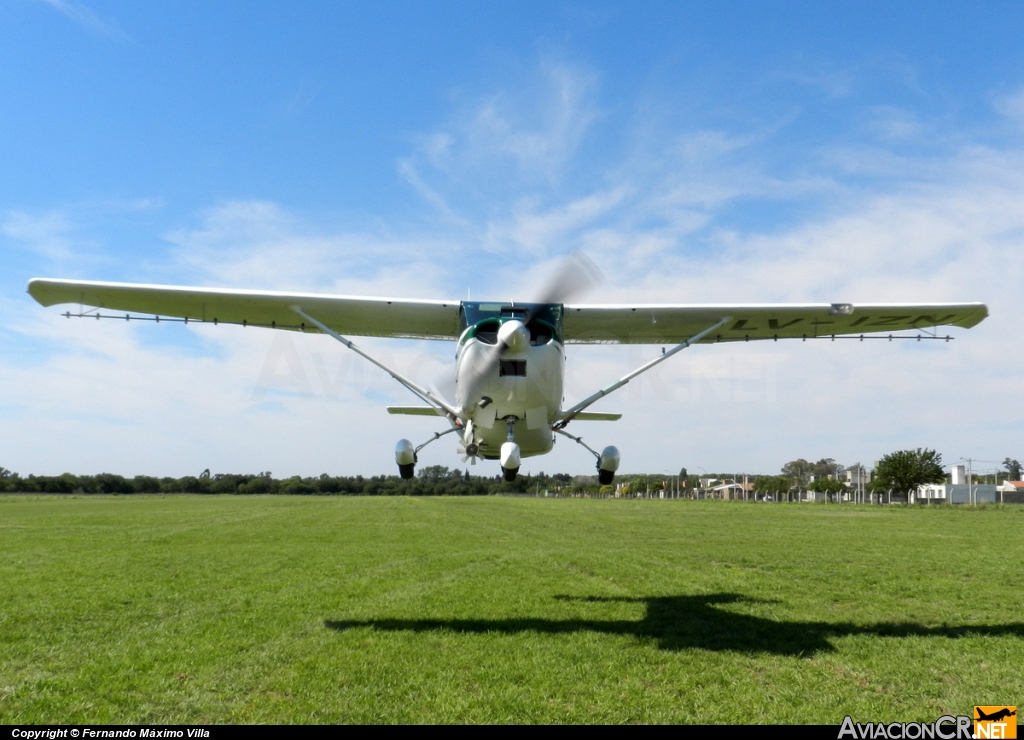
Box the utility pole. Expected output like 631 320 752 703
961 457 975 506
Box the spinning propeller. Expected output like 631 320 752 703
465 251 604 390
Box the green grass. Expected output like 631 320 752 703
1 495 1021 723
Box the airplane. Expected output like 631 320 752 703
975 708 1016 723
26 254 988 483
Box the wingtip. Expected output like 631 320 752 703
26 278 51 305
959 303 989 329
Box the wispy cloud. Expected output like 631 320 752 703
4 209 75 260
285 77 322 119
2 198 163 267
398 58 601 237
165 200 457 299
993 85 1024 128
435 59 599 181
37 0 129 40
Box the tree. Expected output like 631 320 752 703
753 476 790 498
874 448 945 495
1003 458 1021 481
621 476 645 496
418 465 454 481
678 467 688 480
808 476 845 501
812 458 845 481
781 459 815 485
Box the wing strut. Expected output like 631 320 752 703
554 428 601 461
555 317 731 429
290 305 463 423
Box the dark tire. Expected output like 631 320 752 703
598 469 615 485
398 463 415 480
502 466 519 482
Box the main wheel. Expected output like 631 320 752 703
398 463 415 479
598 469 615 485
502 466 519 482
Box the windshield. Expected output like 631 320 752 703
459 302 563 344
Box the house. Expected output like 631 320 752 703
845 467 872 485
998 480 1024 504
913 484 999 504
712 482 753 500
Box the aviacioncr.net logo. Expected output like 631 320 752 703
838 715 973 739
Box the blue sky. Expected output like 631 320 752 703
3 1 1024 477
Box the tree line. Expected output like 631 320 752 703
0 465 591 496
3 449 1017 497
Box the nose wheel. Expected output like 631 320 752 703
500 416 521 481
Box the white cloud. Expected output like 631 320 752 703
994 86 1024 127
862 106 925 142
165 200 456 299
3 198 164 267
482 186 630 257
3 209 79 262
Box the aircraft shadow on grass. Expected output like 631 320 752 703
325 593 1024 656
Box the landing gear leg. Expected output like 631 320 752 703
554 429 620 485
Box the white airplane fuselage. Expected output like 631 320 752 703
454 315 564 460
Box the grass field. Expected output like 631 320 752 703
1 495 1022 724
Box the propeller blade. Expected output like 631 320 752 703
533 251 604 306
463 339 505 393
429 370 457 404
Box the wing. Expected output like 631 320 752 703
27 278 461 340
562 302 988 344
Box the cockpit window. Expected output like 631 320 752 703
500 307 528 320
459 302 563 344
473 318 500 345
526 319 553 345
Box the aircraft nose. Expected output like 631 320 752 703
497 320 530 353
